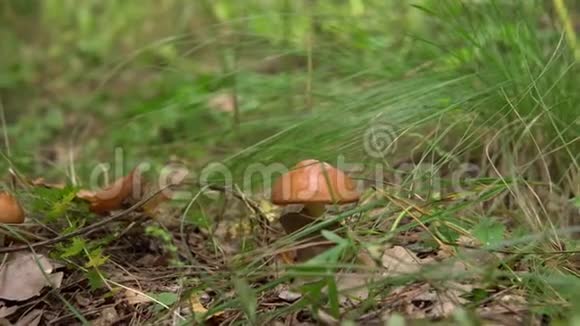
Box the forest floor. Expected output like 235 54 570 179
1 1 579 325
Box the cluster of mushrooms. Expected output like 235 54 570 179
270 159 360 261
0 159 358 262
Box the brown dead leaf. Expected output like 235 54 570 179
77 168 142 214
124 289 152 305
336 272 371 305
411 282 472 319
0 303 18 319
91 306 119 326
356 250 378 267
0 192 25 224
316 309 339 326
74 293 92 307
277 289 302 303
14 309 43 326
382 282 471 320
381 246 421 276
0 252 62 301
477 293 528 325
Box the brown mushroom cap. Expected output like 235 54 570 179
271 159 360 205
0 192 25 224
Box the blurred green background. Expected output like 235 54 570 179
0 0 578 191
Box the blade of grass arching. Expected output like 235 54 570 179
325 273 340 318
519 33 578 167
552 0 578 60
203 274 292 321
233 277 257 324
0 99 11 159
304 0 314 112
223 74 495 178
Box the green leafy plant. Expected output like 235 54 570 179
472 218 506 247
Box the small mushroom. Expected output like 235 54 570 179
0 192 25 224
271 160 360 262
271 159 360 218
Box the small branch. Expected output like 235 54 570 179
0 187 170 254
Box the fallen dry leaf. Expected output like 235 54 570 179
381 282 471 320
14 309 43 326
190 294 208 315
336 272 371 305
356 250 378 268
0 303 18 319
316 309 339 326
77 168 142 214
0 252 62 301
278 289 302 303
410 282 472 319
0 192 25 224
124 289 153 305
91 306 119 326
381 246 421 276
477 293 528 326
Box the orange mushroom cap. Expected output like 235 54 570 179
271 159 360 205
0 192 25 224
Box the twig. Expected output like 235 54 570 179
0 187 170 253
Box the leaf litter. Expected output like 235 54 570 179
0 168 542 325
0 252 63 302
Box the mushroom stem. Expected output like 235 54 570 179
303 203 326 218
